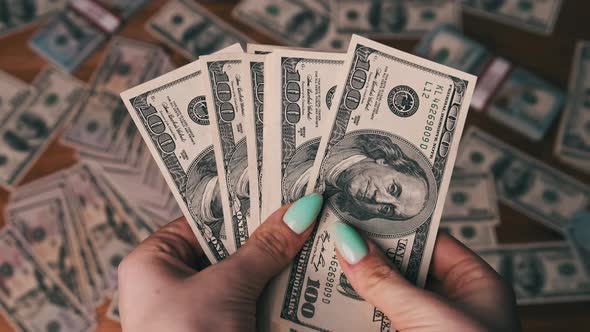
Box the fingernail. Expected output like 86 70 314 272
334 222 368 264
283 193 323 234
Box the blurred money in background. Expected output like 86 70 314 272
0 1 589 331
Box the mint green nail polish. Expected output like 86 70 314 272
334 223 368 264
283 193 323 234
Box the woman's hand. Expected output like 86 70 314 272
334 223 521 332
117 194 323 332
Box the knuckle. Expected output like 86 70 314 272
362 262 397 293
250 227 292 266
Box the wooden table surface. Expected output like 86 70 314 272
0 1 589 331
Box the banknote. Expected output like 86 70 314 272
462 0 563 35
457 127 590 233
477 242 590 304
554 40 590 171
0 67 85 189
0 227 96 332
261 49 345 220
246 43 309 54
262 35 476 331
487 67 565 141
439 221 497 249
332 0 461 38
566 212 590 278
146 0 251 60
7 188 91 307
243 54 266 213
63 38 164 157
442 172 500 224
0 0 66 38
121 44 244 263
202 53 261 245
64 164 140 292
29 9 108 72
0 70 32 125
233 0 350 51
414 25 491 75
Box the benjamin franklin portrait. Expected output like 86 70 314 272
491 156 534 200
498 253 545 297
319 131 436 235
186 146 251 240
367 1 409 33
186 148 225 240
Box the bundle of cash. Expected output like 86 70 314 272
477 242 590 304
0 71 33 125
0 161 161 329
61 36 181 225
146 0 251 60
554 41 590 174
0 0 67 39
29 0 149 72
0 67 86 189
331 0 462 38
122 31 477 329
462 0 563 35
566 212 590 278
416 25 565 141
439 171 500 249
457 126 590 233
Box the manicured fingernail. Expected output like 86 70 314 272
334 222 368 264
283 193 323 234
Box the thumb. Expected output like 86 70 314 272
222 193 323 293
334 223 481 331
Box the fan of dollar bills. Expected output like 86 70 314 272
0 1 588 332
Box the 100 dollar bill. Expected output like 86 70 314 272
457 127 590 233
261 49 345 219
554 40 590 172
264 35 476 332
332 0 461 38
202 53 261 248
477 242 590 304
121 44 244 263
442 172 500 224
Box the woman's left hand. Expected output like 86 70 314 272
117 194 323 332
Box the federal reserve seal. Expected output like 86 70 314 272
387 85 419 118
187 96 209 125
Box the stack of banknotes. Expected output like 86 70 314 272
1 1 589 331
120 32 478 329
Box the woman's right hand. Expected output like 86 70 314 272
334 223 521 332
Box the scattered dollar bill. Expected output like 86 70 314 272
29 9 108 72
566 212 590 278
7 188 92 308
457 127 590 233
243 54 266 213
233 0 350 51
415 25 491 75
62 37 165 157
462 0 563 35
487 67 565 141
439 221 497 249
146 0 251 60
0 70 33 125
477 242 590 304
0 227 96 332
262 35 476 331
332 0 461 38
261 49 345 219
202 53 261 246
554 40 590 173
416 26 565 140
0 0 66 38
442 172 500 224
0 67 85 189
121 44 245 263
